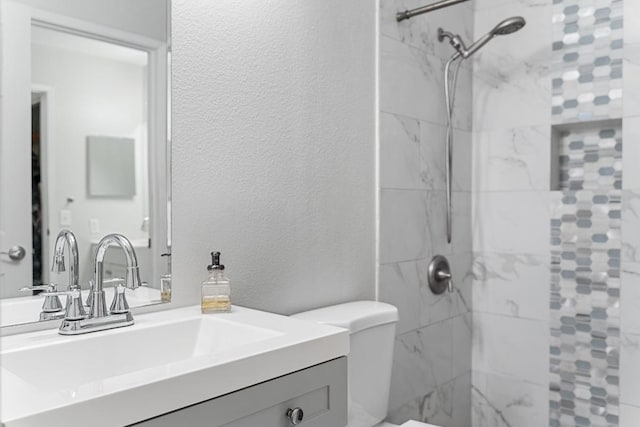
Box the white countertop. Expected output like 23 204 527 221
0 305 349 426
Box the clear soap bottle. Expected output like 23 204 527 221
201 251 231 313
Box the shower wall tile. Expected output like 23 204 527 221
472 253 550 321
551 0 624 123
452 191 472 255
377 189 469 260
472 371 549 427
388 372 472 427
472 0 550 12
380 0 475 63
550 187 622 427
473 50 552 132
380 35 473 131
452 313 472 379
451 129 473 192
380 112 423 190
473 125 551 192
555 122 623 191
623 44 640 118
473 0 553 61
622 117 640 190
472 312 549 385
472 0 553 132
437 372 473 427
624 0 640 45
620 331 640 407
419 120 447 190
380 36 456 130
472 191 551 255
621 190 640 263
621 262 640 335
378 258 472 335
419 122 472 191
451 64 473 132
380 189 429 263
389 320 455 413
380 35 442 123
620 404 640 427
379 260 424 335
449 251 474 318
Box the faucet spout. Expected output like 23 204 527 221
93 233 141 301
52 229 80 290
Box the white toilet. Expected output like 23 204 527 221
292 301 441 427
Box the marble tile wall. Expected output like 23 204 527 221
378 0 474 425
619 0 640 419
471 0 553 425
472 0 640 426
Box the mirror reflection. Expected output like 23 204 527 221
0 0 171 327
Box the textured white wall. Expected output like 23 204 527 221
170 0 376 314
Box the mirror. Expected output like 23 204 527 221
0 0 171 327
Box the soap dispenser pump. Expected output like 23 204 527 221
201 251 231 313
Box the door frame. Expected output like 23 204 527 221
30 84 54 284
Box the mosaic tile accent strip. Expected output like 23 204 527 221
550 123 622 427
551 0 624 123
556 123 623 191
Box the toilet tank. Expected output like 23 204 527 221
292 301 398 427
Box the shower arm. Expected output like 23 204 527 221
396 0 470 22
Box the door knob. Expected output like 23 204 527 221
1 245 26 261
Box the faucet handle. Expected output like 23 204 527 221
103 277 126 286
62 289 86 320
19 283 59 293
109 284 130 314
20 284 65 314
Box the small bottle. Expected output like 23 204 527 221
160 274 172 303
201 251 231 313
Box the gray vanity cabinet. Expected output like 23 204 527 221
133 357 347 427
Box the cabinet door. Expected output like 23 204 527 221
132 357 347 427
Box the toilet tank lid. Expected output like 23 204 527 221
291 301 398 334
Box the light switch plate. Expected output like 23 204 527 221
90 219 100 234
60 209 72 226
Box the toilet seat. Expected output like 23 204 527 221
400 421 441 427
374 421 441 427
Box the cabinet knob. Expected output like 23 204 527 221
286 407 304 425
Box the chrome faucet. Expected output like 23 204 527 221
58 233 142 335
51 229 87 318
52 229 80 290
20 229 87 321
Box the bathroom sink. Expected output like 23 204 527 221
2 316 281 391
1 305 348 427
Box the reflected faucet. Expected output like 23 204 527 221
51 229 86 317
52 229 80 290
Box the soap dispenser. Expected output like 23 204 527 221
201 251 231 313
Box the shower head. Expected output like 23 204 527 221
438 16 526 59
491 16 526 35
